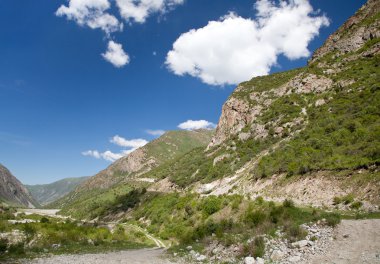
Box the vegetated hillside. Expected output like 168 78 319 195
58 0 379 221
50 129 213 216
0 164 39 208
25 176 89 205
50 2 379 262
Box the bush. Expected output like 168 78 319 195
253 237 265 258
350 201 363 210
201 196 222 216
283 199 295 208
286 225 307 242
40 217 50 223
325 214 341 227
0 238 7 254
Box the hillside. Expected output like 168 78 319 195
50 129 213 216
57 0 380 218
0 164 38 208
25 176 89 205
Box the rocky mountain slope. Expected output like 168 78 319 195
38 2 380 263
57 0 379 219
25 176 89 205
0 164 38 208
50 129 213 216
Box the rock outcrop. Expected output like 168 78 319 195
0 164 38 208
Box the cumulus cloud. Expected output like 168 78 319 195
56 0 123 35
110 135 148 148
82 135 149 162
166 0 329 85
146 129 166 136
102 41 130 67
178 120 216 130
116 0 184 23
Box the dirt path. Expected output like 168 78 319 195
309 219 380 264
23 248 178 264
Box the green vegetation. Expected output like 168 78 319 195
0 212 152 261
129 192 340 253
254 56 380 178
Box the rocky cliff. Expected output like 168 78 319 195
0 164 38 208
208 0 380 150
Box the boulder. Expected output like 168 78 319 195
244 256 255 264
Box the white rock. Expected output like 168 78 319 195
288 255 301 262
244 256 256 264
196 255 207 261
292 240 309 248
271 249 285 261
186 246 193 250
256 257 264 264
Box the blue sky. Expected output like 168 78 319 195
0 0 366 184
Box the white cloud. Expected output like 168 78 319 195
110 135 148 148
178 120 216 130
56 0 123 35
83 135 149 162
116 0 184 23
146 129 165 136
166 0 329 85
82 149 125 162
102 41 130 67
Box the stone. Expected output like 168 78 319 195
244 256 255 264
288 255 301 262
256 257 264 264
196 255 207 261
271 249 285 261
186 246 193 250
291 240 309 248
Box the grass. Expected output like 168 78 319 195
0 212 152 261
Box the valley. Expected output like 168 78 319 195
0 0 379 263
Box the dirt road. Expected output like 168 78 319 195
24 248 178 264
309 219 380 264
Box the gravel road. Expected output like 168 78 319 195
309 219 380 264
24 248 178 264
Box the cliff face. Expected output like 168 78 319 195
208 0 380 150
0 164 38 208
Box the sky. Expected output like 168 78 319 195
0 0 366 185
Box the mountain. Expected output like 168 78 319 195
0 164 39 208
25 176 89 205
50 129 214 216
57 0 379 224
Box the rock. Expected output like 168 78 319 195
238 132 251 141
256 257 264 264
315 99 326 106
186 246 193 250
288 255 301 262
196 255 207 261
343 234 349 238
244 256 255 264
291 240 309 248
271 249 285 261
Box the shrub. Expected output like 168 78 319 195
333 197 342 205
283 199 295 208
244 210 266 227
40 217 50 223
0 238 7 254
286 225 307 242
201 196 222 216
325 214 341 227
342 194 354 205
253 237 265 258
350 201 363 210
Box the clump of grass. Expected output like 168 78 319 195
350 201 363 210
324 213 341 227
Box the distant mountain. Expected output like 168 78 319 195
0 164 39 208
26 176 89 205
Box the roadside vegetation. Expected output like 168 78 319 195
0 205 152 261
